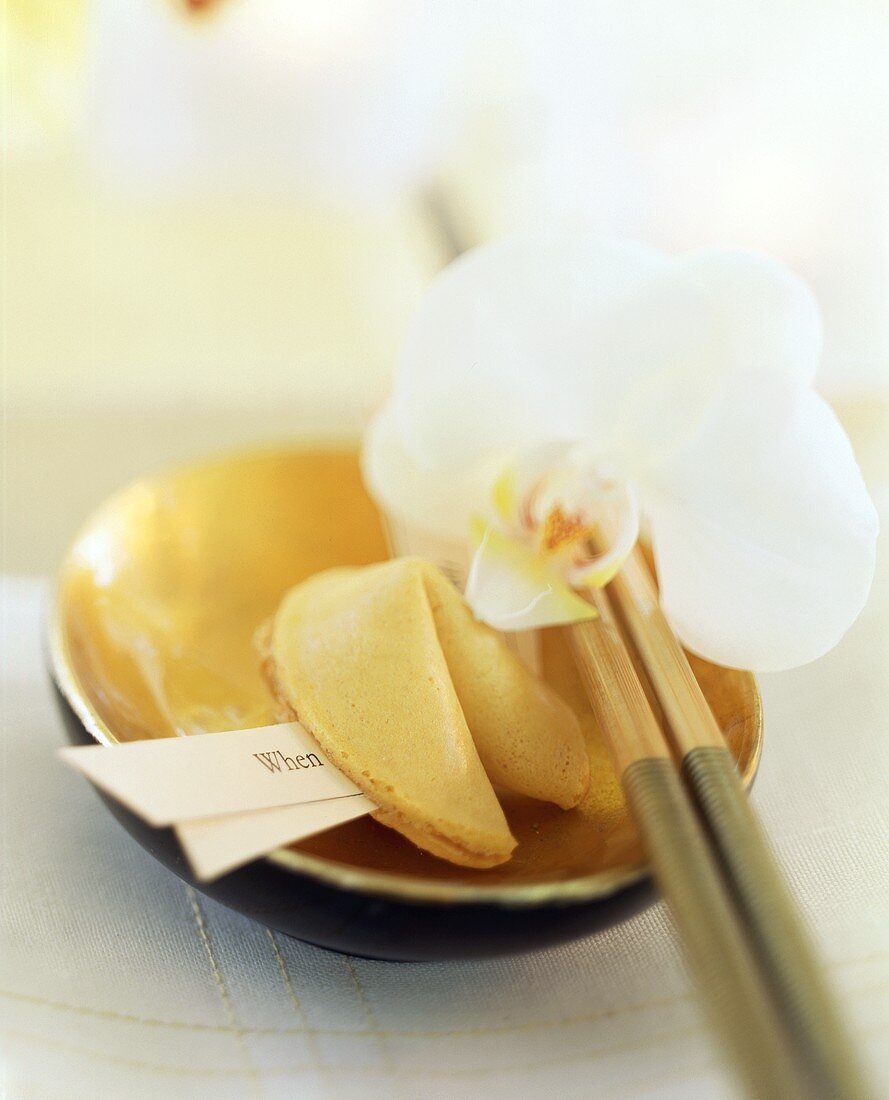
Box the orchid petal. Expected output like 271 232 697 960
682 250 821 390
582 249 823 479
644 392 878 671
465 520 597 632
393 235 722 477
375 237 828 544
362 403 504 540
659 250 825 471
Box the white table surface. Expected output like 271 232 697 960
2 410 887 1099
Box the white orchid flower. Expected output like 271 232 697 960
363 235 878 672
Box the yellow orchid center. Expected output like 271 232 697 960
538 505 595 556
468 453 642 632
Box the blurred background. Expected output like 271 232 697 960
4 0 888 571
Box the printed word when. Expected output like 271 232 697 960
253 749 324 774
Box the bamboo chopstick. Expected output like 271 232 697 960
569 590 802 1100
602 547 875 1100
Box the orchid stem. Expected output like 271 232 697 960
420 181 474 266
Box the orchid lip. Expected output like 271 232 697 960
511 461 641 586
463 457 642 633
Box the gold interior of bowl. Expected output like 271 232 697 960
51 447 762 905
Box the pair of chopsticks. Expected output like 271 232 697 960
568 547 873 1100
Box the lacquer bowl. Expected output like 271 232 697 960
49 447 762 961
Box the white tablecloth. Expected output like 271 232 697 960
2 422 888 1099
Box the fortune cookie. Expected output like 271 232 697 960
260 558 589 868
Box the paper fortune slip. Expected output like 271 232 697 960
60 722 376 881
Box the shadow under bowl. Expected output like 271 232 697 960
48 446 762 961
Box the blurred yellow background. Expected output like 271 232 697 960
4 0 888 570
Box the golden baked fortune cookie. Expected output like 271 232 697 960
260 558 589 868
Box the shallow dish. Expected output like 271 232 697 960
49 447 762 960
